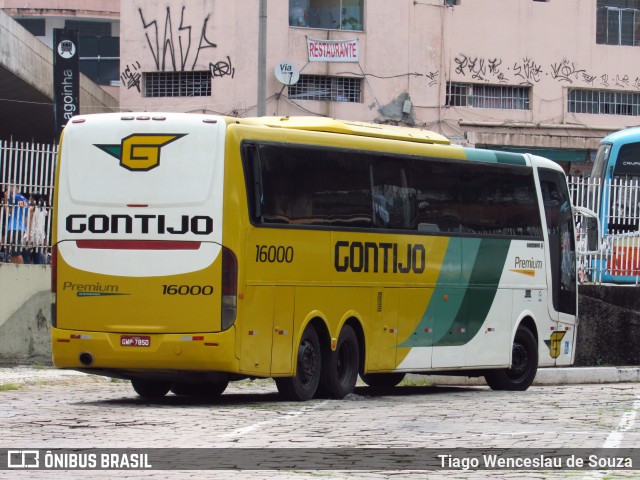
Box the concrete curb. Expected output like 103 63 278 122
409 366 640 386
1 366 639 387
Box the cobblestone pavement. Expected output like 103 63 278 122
0 367 638 479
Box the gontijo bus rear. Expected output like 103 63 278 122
52 113 591 400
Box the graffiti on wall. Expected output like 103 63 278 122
445 53 640 90
121 61 142 91
513 57 543 85
454 55 506 83
210 56 235 79
425 71 438 86
138 6 217 72
134 5 235 81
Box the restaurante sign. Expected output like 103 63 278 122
306 38 359 63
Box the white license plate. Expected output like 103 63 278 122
120 335 151 347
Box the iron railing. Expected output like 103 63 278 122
1 140 57 264
569 175 640 285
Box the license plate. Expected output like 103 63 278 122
120 335 151 347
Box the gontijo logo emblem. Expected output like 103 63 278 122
544 331 567 359
95 134 186 171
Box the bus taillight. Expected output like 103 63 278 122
51 245 57 327
221 246 237 330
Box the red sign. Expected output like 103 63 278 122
307 38 359 63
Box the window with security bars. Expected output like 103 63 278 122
144 71 211 97
446 82 530 110
596 0 640 45
568 88 640 116
288 75 361 102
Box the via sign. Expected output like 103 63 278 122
274 61 300 85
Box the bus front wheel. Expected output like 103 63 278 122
484 326 538 391
321 325 359 399
275 324 321 401
131 379 171 398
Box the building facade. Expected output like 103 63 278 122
1 0 120 97
118 0 640 174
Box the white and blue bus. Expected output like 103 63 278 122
591 128 640 283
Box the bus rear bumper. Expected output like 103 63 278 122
51 327 239 374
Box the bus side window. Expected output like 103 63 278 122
322 152 372 228
253 144 373 227
370 156 416 230
413 159 460 233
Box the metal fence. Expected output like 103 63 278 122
568 175 640 285
1 140 57 264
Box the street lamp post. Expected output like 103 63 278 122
257 0 267 116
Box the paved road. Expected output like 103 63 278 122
0 368 639 479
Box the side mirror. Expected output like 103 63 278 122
573 206 601 254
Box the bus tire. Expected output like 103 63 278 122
321 325 359 399
171 381 229 397
361 372 406 389
484 326 538 391
131 379 171 398
275 324 321 401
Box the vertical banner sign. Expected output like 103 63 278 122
53 28 79 141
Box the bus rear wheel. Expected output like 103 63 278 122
361 372 406 389
275 324 321 401
170 381 229 397
484 326 538 391
131 379 171 398
321 325 359 399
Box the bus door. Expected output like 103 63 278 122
539 169 577 362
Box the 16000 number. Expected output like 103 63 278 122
255 245 294 263
162 285 214 295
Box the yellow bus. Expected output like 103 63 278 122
51 114 594 400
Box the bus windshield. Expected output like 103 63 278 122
592 143 611 180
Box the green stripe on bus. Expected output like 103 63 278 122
494 151 527 165
400 238 511 348
462 148 498 163
462 148 527 166
399 238 480 348
433 238 511 347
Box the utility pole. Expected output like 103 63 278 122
257 0 267 116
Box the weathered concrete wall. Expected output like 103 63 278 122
0 264 51 364
0 266 637 366
575 286 640 367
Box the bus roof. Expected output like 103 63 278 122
527 154 564 172
601 127 640 145
232 116 451 146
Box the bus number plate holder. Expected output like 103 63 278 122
120 335 151 347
